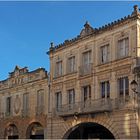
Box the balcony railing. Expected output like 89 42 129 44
79 63 93 76
5 111 12 118
36 105 45 116
21 108 29 117
55 97 133 117
0 112 4 119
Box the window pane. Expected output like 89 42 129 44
83 51 91 65
55 61 62 77
56 92 62 109
68 56 75 73
68 89 75 104
118 77 129 96
118 38 129 58
100 81 110 98
125 77 129 95
6 97 11 114
83 85 91 102
107 81 110 98
23 93 29 111
101 82 105 98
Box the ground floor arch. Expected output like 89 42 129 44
63 122 115 139
4 124 19 139
26 122 44 139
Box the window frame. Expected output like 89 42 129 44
67 56 76 74
55 92 62 110
118 76 129 98
100 44 109 64
100 81 110 98
117 37 129 59
55 60 63 78
6 96 11 115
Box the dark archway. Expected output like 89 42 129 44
4 124 19 139
26 122 44 139
64 122 115 139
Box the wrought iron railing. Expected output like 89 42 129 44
79 63 93 76
5 111 13 118
0 112 4 119
21 108 29 117
55 96 133 117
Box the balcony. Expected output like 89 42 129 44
0 112 4 119
21 108 29 117
55 97 133 117
5 111 12 118
36 105 45 116
79 63 93 76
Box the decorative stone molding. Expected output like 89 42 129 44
115 68 131 78
65 80 76 90
53 83 63 92
98 73 111 81
79 78 92 86
47 5 140 54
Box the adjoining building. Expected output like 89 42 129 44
0 66 48 139
1 5 140 139
47 5 140 139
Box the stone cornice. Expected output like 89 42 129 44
47 5 140 55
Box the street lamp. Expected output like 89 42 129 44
130 79 138 93
130 79 139 139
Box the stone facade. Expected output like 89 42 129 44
0 66 48 139
47 5 140 139
1 5 140 139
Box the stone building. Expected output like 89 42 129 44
47 5 140 139
1 4 140 140
0 66 48 139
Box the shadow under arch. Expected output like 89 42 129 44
26 122 44 139
4 124 19 139
63 122 115 139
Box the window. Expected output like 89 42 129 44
23 93 29 113
80 51 92 76
37 89 44 107
68 89 75 105
117 37 129 58
82 51 91 65
82 85 91 102
67 56 75 73
6 97 11 115
55 61 62 77
55 92 62 110
37 90 44 115
118 77 129 97
100 81 110 98
100 44 109 63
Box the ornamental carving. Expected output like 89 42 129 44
115 68 131 78
98 73 111 81
14 95 21 114
65 80 76 89
53 83 63 92
80 78 92 86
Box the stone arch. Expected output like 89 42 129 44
26 121 44 139
4 123 19 139
61 117 120 139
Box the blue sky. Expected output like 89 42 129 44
0 1 140 80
